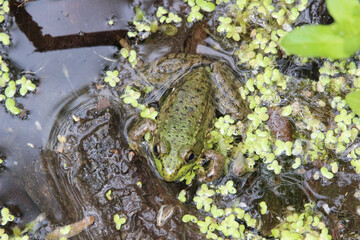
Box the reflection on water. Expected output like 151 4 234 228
0 0 135 228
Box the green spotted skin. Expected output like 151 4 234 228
153 67 215 181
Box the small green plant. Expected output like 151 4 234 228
113 214 126 230
271 203 332 239
181 182 259 239
1 207 15 225
119 48 138 68
16 77 36 96
104 70 120 87
121 86 158 120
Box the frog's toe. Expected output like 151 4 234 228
196 150 225 182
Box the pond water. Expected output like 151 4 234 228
1 0 360 239
1 0 131 229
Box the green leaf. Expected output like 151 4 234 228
5 81 16 98
5 98 20 115
134 6 145 21
196 0 216 12
0 33 10 45
19 86 27 96
320 167 334 179
280 0 360 59
345 90 360 116
281 24 360 59
326 0 360 26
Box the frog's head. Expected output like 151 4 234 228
152 140 198 182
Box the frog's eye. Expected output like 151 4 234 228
153 144 161 156
185 151 195 163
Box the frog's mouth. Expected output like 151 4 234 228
153 154 196 182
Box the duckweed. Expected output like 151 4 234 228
119 48 138 68
291 157 301 169
181 181 261 238
216 180 236 196
187 6 203 22
113 214 126 230
106 190 112 200
59 225 71 235
121 86 158 120
247 107 269 129
217 17 240 41
274 140 293 156
271 203 332 239
0 1 37 115
0 32 9 45
177 189 187 203
281 105 292 116
1 207 14 225
5 98 20 115
259 201 267 215
16 77 36 96
320 167 334 179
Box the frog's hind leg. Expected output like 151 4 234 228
141 53 210 103
211 62 250 121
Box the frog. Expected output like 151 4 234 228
128 52 249 182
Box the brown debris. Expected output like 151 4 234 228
267 106 293 142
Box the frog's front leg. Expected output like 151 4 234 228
196 150 225 182
128 118 156 152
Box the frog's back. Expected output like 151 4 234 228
157 67 214 154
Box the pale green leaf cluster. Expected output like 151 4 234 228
1 207 14 225
121 86 158 120
0 207 31 240
271 203 331 240
0 43 36 115
156 7 182 24
177 189 187 203
182 181 258 239
106 190 112 200
127 5 183 40
119 48 138 68
113 214 126 230
260 201 267 215
240 67 287 109
207 115 240 156
104 70 120 87
184 0 216 22
216 17 241 41
16 77 36 96
214 115 236 136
